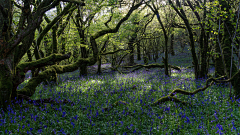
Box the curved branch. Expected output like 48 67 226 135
151 96 190 106
152 75 231 106
16 52 71 74
36 3 76 47
104 7 114 28
93 1 144 39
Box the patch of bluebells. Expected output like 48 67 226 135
1 54 239 134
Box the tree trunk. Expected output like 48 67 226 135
215 36 225 77
137 41 141 60
170 31 175 56
128 40 135 66
156 12 169 76
111 45 117 70
154 38 159 60
97 56 102 74
0 0 145 111
169 0 199 79
218 0 240 98
77 29 88 76
79 47 88 76
199 27 208 78
42 24 59 85
60 35 66 65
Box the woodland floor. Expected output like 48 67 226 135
7 52 238 135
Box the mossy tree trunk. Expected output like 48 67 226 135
77 22 88 76
0 0 72 110
97 37 109 74
73 5 103 76
219 0 240 98
0 0 142 111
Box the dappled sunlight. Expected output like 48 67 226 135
65 79 104 93
136 84 152 95
144 84 152 90
14 55 236 135
171 72 179 77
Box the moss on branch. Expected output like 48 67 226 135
122 64 181 72
102 74 238 112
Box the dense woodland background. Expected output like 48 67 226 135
1 0 240 134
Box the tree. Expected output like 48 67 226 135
71 1 105 76
168 0 200 79
218 0 240 98
0 0 145 111
147 0 175 76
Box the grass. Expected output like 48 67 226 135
1 52 240 134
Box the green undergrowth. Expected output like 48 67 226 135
1 54 239 134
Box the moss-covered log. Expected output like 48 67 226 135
151 74 236 106
122 64 181 72
151 96 190 106
16 52 72 74
102 73 239 112
2 1 145 112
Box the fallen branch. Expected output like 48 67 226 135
102 75 233 111
151 96 190 106
151 75 227 106
122 64 181 72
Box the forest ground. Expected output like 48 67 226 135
2 52 239 134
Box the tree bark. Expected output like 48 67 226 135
219 0 240 98
0 0 144 111
170 30 175 56
169 0 199 79
128 37 135 66
137 41 141 60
